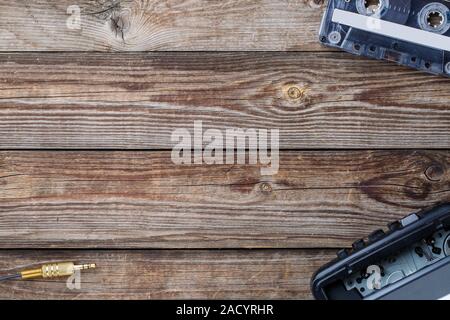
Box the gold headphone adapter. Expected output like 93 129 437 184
0 262 96 281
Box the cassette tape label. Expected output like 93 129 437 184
319 0 450 76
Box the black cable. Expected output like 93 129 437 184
0 274 20 282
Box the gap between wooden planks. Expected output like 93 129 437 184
0 150 448 249
0 249 333 299
0 0 325 51
0 52 449 149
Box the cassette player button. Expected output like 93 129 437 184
388 221 403 232
337 249 350 259
352 239 365 251
400 213 419 227
368 229 385 243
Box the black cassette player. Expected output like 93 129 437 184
311 203 450 300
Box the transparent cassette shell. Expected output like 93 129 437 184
319 0 450 77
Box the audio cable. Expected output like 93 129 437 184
0 262 96 282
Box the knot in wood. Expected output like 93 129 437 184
425 164 445 182
287 86 304 100
260 182 273 193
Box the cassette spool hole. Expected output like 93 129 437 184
427 11 444 28
364 0 381 13
418 3 450 34
445 62 450 75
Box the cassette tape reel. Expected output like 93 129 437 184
319 0 450 76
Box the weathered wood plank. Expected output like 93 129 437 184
0 249 332 299
0 0 325 51
1 52 449 149
0 150 448 248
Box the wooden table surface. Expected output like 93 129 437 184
0 0 449 299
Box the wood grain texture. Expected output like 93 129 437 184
3 0 449 301
0 0 325 51
0 249 333 299
1 52 450 149
0 150 448 249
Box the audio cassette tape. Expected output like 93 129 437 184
319 0 450 77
